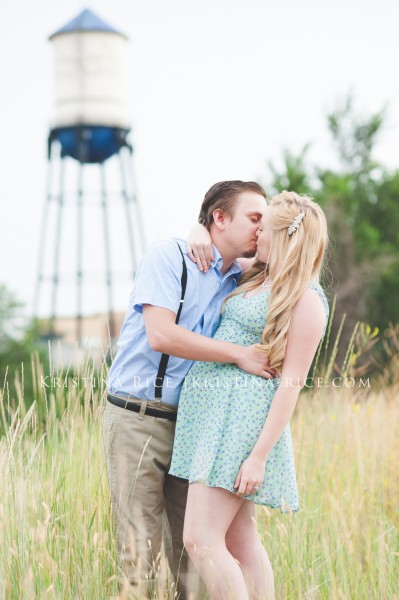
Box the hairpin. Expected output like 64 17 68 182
288 211 305 235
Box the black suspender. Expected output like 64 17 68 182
154 243 187 400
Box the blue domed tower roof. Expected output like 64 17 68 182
49 8 127 40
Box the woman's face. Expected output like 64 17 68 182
256 205 274 263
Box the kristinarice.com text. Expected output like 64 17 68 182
40 376 371 389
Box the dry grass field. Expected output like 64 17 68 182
0 334 398 599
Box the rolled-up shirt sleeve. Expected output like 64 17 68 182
133 240 183 315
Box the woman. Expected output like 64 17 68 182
169 191 329 599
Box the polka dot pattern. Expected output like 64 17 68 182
169 283 329 514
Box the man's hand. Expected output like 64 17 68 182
234 454 267 496
236 345 276 379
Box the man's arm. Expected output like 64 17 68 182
143 305 274 379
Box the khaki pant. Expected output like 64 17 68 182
103 399 203 599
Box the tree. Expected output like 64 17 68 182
264 95 399 363
0 283 48 411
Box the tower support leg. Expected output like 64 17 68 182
118 149 139 277
33 143 54 322
100 162 115 341
50 159 66 336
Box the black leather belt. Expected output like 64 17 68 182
107 394 177 422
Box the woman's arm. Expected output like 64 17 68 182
187 223 213 272
187 226 256 273
234 287 326 496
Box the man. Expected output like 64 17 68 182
104 181 271 599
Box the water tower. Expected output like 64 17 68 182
34 8 146 344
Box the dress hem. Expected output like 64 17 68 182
169 470 300 514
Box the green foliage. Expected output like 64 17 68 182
0 284 49 411
264 94 399 363
366 259 399 331
327 94 385 174
268 144 313 194
0 282 24 350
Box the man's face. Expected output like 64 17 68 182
223 191 267 258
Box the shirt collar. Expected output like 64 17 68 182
210 244 242 279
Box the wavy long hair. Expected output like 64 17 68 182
224 191 328 374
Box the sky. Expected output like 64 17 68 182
1 0 398 318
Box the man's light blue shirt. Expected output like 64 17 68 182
108 238 242 406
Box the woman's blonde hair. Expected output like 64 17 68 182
225 191 328 374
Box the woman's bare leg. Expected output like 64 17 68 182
226 501 275 600
183 483 249 600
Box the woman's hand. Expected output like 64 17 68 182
187 224 213 272
234 453 267 496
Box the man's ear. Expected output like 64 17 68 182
212 208 226 231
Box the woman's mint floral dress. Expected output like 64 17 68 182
169 282 329 513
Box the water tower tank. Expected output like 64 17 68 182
49 8 130 163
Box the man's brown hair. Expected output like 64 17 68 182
198 181 267 229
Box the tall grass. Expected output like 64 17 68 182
258 386 399 599
0 322 398 599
